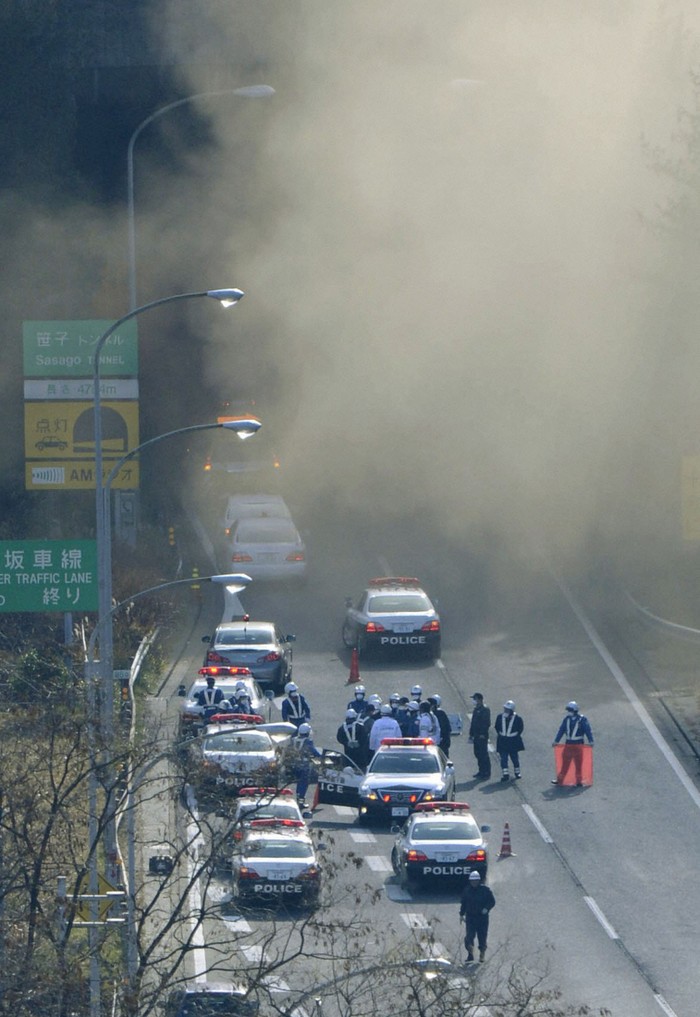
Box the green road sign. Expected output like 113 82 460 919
23 320 139 378
0 539 97 612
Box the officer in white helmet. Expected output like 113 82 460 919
291 722 321 807
347 684 370 717
368 703 402 756
495 700 525 781
410 684 423 702
281 681 311 729
337 708 368 769
459 870 496 963
551 701 594 786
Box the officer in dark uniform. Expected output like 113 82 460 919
336 708 368 769
469 692 491 779
346 684 370 717
459 870 496 962
428 695 452 756
551 701 594 786
495 700 525 781
194 674 224 724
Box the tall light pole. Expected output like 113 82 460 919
127 84 274 310
92 288 246 879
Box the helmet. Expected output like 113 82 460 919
354 685 366 696
469 870 481 881
566 701 579 713
407 701 420 712
380 703 392 715
285 682 298 695
235 680 248 691
389 692 400 703
428 694 441 706
504 700 515 711
368 694 382 706
205 674 216 684
297 723 311 737
411 684 422 698
345 709 358 720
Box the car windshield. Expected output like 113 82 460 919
235 519 298 544
412 819 481 840
367 594 431 613
174 993 259 1016
204 731 272 752
245 839 313 859
188 681 254 700
369 751 440 774
238 802 299 822
216 627 273 645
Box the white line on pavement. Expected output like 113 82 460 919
401 912 431 930
522 803 553 843
365 855 393 872
349 831 376 844
583 896 618 939
653 994 679 1017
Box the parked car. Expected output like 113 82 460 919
178 668 266 735
228 516 307 581
391 801 489 887
223 494 292 537
231 818 322 908
342 577 440 658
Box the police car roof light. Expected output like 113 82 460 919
368 576 421 588
207 712 264 725
380 737 434 747
414 801 471 813
249 818 305 829
198 665 252 677
238 786 294 797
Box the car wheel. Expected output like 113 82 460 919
341 621 356 649
391 847 401 876
357 810 371 827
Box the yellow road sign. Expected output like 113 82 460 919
74 872 118 923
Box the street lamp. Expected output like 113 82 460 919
92 289 246 880
127 84 275 309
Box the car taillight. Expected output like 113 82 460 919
260 652 281 663
466 849 487 863
286 552 305 562
365 622 385 633
239 866 261 879
206 651 225 664
421 620 440 632
406 850 429 862
232 553 254 563
299 865 321 880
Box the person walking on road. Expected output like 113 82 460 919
469 692 491 779
337 708 368 770
495 700 524 781
551 701 594 786
428 695 452 756
459 871 496 962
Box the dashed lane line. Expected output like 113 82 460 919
365 855 393 872
583 897 619 939
522 803 553 843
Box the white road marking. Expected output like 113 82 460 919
365 855 392 872
522 803 553 843
402 912 431 930
385 884 413 901
653 995 680 1017
333 805 357 817
262 976 291 993
241 944 263 963
185 814 208 980
583 896 618 939
221 914 252 932
558 578 700 812
349 831 376 844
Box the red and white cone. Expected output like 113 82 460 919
498 821 515 859
346 647 361 684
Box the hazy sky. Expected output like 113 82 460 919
9 1 700 567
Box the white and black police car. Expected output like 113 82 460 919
390 801 489 888
187 715 297 796
341 577 441 658
356 738 456 824
232 818 322 908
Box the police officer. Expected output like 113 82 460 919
281 682 311 729
459 871 496 962
194 674 224 724
404 700 420 737
469 692 491 780
347 684 370 718
361 702 381 746
428 695 452 756
232 680 253 715
395 696 411 735
369 703 402 756
388 692 401 718
337 708 368 769
410 684 423 703
417 701 440 743
495 700 524 781
551 701 594 786
290 723 321 806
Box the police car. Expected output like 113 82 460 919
187 715 297 795
390 801 489 888
232 819 322 908
232 787 310 838
341 577 441 658
178 667 266 734
357 738 456 823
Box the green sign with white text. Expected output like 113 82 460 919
0 539 97 612
23 320 139 377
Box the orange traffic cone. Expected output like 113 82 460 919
346 647 361 684
498 822 515 859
